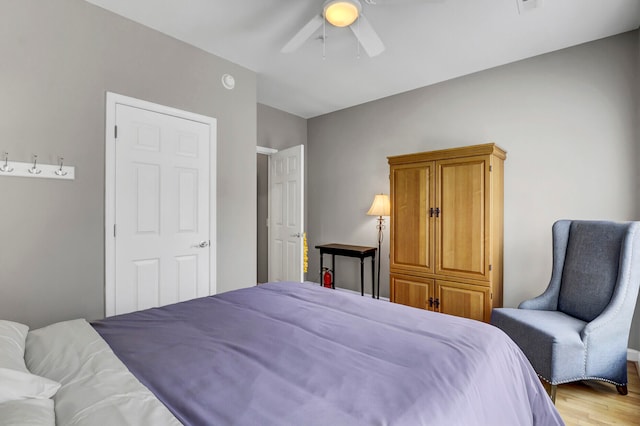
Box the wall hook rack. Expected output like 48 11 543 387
54 156 68 176
0 152 14 173
0 153 75 180
28 154 42 175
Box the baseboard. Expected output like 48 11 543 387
628 349 640 378
334 286 390 301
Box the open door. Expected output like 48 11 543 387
268 145 304 282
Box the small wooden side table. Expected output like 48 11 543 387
315 243 377 298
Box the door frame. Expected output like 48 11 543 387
256 145 305 283
256 146 278 284
104 92 217 317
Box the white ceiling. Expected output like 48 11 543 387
85 0 640 118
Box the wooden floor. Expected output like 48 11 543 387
554 362 640 425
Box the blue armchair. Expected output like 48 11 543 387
491 220 640 402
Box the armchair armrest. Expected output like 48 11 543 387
580 296 636 381
518 294 556 310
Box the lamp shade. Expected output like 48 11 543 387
324 0 360 27
367 194 390 217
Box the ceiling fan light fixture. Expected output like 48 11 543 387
324 0 361 27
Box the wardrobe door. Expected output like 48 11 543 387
435 156 491 281
390 162 435 275
436 280 490 322
390 273 434 310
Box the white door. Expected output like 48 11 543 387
105 93 216 316
268 145 304 282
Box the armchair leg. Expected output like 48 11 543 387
616 385 628 395
549 384 557 404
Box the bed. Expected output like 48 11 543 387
3 281 563 425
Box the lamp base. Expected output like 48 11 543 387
375 216 384 299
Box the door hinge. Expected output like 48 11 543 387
113 224 116 237
489 165 493 172
491 292 493 300
114 125 118 139
489 264 492 271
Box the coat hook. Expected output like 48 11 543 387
28 154 41 175
0 152 13 173
54 156 67 176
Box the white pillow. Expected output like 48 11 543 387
0 398 55 426
0 320 29 372
0 368 61 404
26 319 181 426
0 320 61 405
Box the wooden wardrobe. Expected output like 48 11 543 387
388 143 506 322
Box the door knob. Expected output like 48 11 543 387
290 233 302 238
193 241 209 248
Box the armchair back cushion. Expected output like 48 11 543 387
558 221 626 322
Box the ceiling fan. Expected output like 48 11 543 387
281 0 385 57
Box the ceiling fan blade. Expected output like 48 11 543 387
350 15 385 57
281 14 324 53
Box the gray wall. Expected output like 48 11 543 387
0 0 257 328
307 31 640 349
256 104 308 283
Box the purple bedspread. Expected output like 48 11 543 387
92 281 563 426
